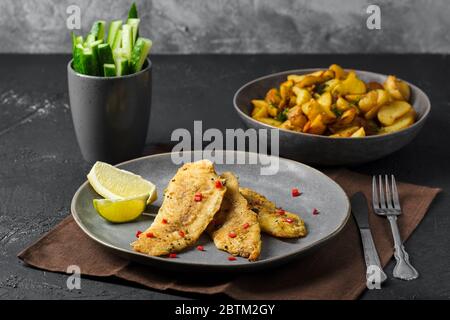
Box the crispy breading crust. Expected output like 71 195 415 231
207 172 261 261
240 187 307 238
131 160 227 256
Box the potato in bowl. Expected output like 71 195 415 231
233 67 430 165
249 64 416 137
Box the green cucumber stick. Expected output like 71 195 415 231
73 44 85 74
127 18 140 44
89 40 103 75
130 38 152 73
81 47 100 76
71 32 77 53
121 24 133 60
107 20 122 47
128 2 138 19
115 57 129 76
103 64 117 77
90 20 106 41
112 29 122 51
98 43 114 66
127 2 139 39
71 34 84 55
85 33 96 46
75 35 83 46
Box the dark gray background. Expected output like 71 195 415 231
0 0 449 301
1 0 450 54
0 54 449 300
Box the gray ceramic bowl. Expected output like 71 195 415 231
233 69 431 166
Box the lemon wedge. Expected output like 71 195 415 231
93 195 148 223
87 161 157 204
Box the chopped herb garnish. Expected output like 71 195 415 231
332 107 343 117
314 83 327 95
276 108 289 122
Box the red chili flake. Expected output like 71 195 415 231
276 208 285 215
135 230 142 238
162 218 168 224
228 231 237 238
313 208 320 215
179 230 185 237
243 223 250 229
215 180 223 189
146 232 154 238
291 188 301 197
284 218 294 224
197 245 204 251
194 192 203 202
228 256 237 261
168 253 177 258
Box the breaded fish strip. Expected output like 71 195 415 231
132 160 226 256
207 172 261 261
239 188 307 238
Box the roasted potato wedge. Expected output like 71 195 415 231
350 127 366 137
332 72 366 95
251 100 269 118
377 101 412 126
265 88 281 106
366 81 384 91
287 74 306 83
330 126 360 137
287 105 308 129
384 75 410 101
304 115 326 135
292 87 311 106
329 64 346 79
379 109 416 134
317 92 332 109
336 97 351 111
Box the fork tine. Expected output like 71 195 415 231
378 175 386 209
385 174 393 209
372 176 379 209
391 175 401 210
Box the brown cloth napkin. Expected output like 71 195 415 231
18 170 440 299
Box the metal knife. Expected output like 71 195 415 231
351 192 387 283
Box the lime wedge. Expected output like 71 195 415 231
87 161 157 204
93 194 148 223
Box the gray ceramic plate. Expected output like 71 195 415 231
71 151 350 272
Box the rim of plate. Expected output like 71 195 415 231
71 150 351 270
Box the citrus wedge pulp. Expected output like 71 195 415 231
93 194 148 223
87 161 157 204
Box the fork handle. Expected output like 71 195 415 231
388 215 419 280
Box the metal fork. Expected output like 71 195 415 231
372 175 419 280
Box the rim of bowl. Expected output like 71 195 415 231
67 58 152 80
233 68 431 140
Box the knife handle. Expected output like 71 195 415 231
360 229 387 283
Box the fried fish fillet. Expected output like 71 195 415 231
132 160 226 256
240 188 307 238
207 172 261 261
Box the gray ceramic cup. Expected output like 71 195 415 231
67 59 152 163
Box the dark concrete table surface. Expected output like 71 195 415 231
0 54 448 300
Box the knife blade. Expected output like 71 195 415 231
351 192 387 284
